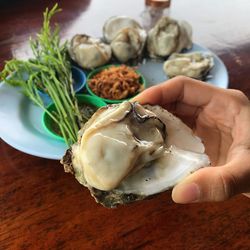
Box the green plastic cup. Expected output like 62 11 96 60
42 94 106 141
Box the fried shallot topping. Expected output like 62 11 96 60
88 65 144 100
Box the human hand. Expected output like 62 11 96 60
133 76 250 203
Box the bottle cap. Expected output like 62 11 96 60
145 0 171 8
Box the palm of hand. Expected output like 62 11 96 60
170 86 250 199
182 112 232 166
134 76 250 201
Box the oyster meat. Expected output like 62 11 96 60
163 52 214 80
69 34 111 69
147 16 192 58
61 102 210 208
103 16 147 63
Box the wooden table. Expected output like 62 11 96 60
1 0 250 249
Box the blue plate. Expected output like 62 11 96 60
0 43 228 160
38 66 86 106
137 43 228 88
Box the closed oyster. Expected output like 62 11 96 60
163 52 214 79
61 102 210 208
69 34 111 69
103 16 147 63
147 16 192 58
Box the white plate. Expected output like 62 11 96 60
0 44 228 160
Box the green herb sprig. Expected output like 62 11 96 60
1 4 85 146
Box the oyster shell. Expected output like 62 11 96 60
163 52 214 79
69 34 111 69
103 16 147 63
61 102 210 208
147 16 192 58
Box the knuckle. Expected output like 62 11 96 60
216 170 237 201
228 89 249 104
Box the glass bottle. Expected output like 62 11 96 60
141 0 171 31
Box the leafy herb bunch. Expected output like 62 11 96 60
1 4 83 145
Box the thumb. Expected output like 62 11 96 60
172 165 247 203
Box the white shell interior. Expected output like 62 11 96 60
118 146 209 195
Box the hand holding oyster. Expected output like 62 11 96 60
61 102 210 208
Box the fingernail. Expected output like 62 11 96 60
172 183 200 203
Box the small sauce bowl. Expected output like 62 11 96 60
86 64 146 104
39 66 87 106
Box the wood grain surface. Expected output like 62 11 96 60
0 0 250 249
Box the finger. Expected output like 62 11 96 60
244 193 250 198
172 102 201 117
133 76 219 108
171 158 250 203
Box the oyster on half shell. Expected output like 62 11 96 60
103 16 147 63
61 102 210 208
147 16 192 59
69 34 112 69
163 52 214 80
